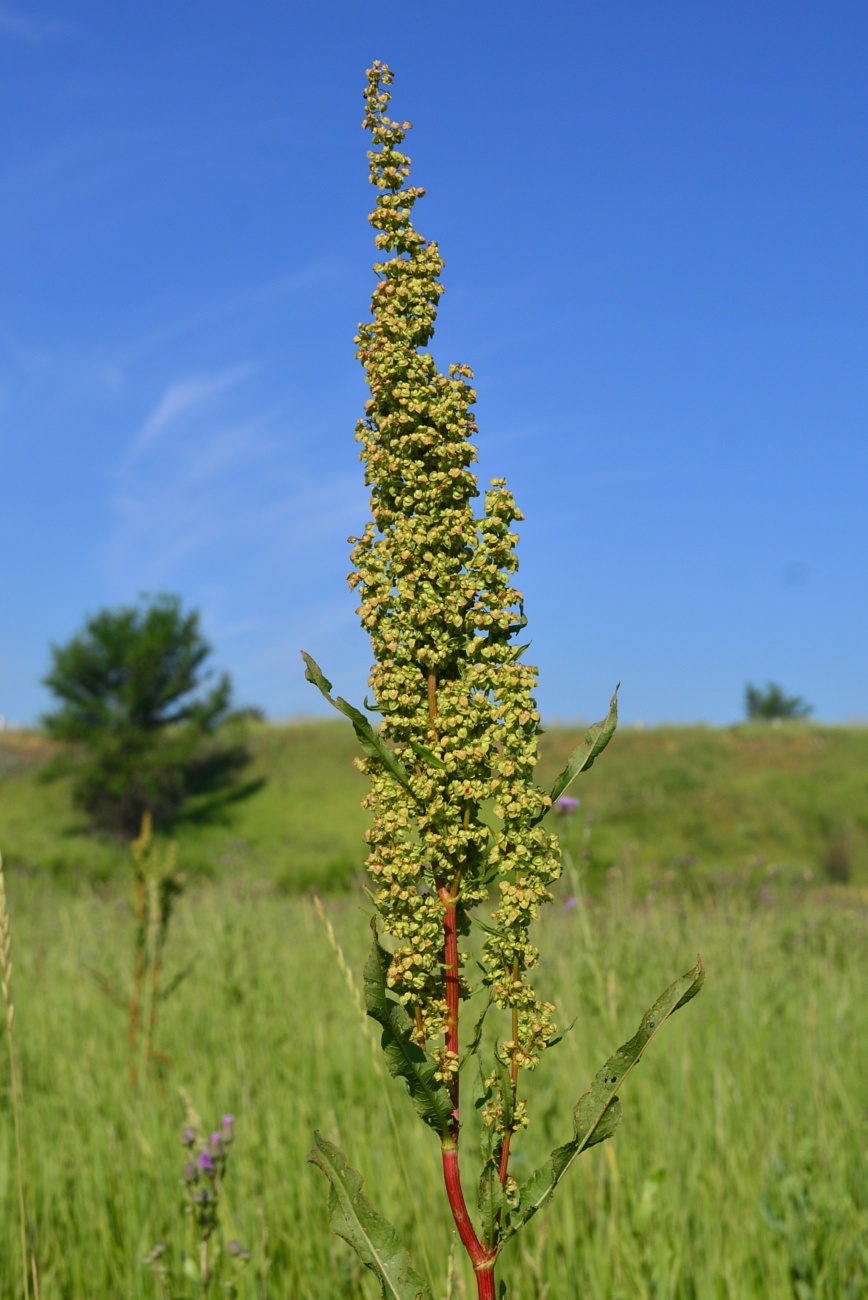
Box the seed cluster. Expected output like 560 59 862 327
350 63 560 1084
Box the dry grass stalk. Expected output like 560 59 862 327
129 814 183 1086
129 812 152 1089
0 850 32 1300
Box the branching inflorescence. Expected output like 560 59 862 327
350 60 559 1094
306 62 702 1300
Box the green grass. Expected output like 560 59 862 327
0 870 865 1297
0 722 371 891
0 722 866 1296
1 720 867 892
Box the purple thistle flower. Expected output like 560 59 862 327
563 896 578 911
555 796 580 816
180 1126 197 1147
221 1114 234 1141
197 1150 216 1175
182 1161 198 1184
209 1131 223 1156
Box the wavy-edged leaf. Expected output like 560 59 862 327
478 1156 508 1251
301 651 413 793
308 1132 434 1300
500 956 704 1247
363 927 453 1137
536 687 619 821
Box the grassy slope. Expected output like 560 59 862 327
1 720 866 891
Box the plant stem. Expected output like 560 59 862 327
439 887 497 1296
129 873 146 1090
497 961 521 1191
145 876 161 1068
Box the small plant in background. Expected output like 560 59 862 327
304 62 704 1299
1 851 33 1300
744 680 813 721
128 812 188 1086
88 812 189 1087
145 1105 250 1298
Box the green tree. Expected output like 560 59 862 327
43 594 238 835
744 680 812 721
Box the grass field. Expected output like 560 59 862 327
1 723 867 1297
1 719 866 893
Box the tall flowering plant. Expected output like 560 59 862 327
305 62 703 1300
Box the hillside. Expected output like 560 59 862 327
0 720 866 892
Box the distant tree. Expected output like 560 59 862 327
744 680 812 721
43 595 242 836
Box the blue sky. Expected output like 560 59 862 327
1 0 866 726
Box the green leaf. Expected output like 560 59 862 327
363 927 453 1137
500 956 704 1246
466 911 512 942
301 651 414 793
478 1156 508 1251
459 991 494 1069
537 686 619 820
364 694 397 715
307 1132 434 1300
406 740 448 771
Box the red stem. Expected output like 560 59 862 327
440 887 461 1133
497 971 521 1189
439 888 497 1294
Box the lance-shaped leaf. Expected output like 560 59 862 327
364 927 453 1137
407 739 448 771
478 1155 509 1251
535 687 619 822
301 651 414 793
499 956 704 1247
460 991 494 1070
308 1132 434 1300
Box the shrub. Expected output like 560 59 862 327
745 680 813 721
42 594 243 836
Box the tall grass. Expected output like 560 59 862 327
0 865 864 1297
1 851 31 1299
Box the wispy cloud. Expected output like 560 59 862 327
128 364 254 459
109 361 362 594
0 6 69 41
122 263 338 364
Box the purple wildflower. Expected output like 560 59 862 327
555 796 580 816
563 896 578 911
197 1150 216 1175
180 1126 197 1147
221 1114 235 1142
182 1161 198 1184
209 1131 223 1156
